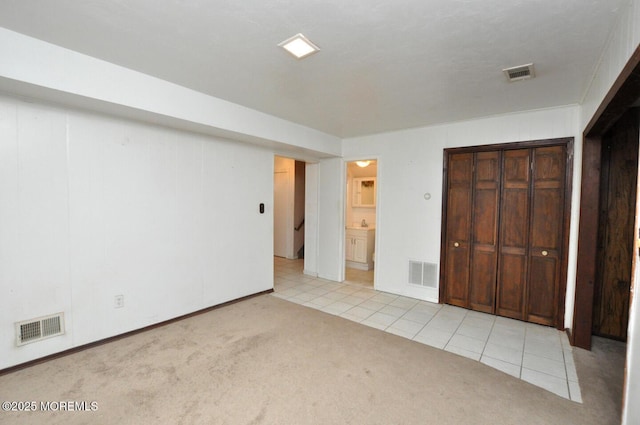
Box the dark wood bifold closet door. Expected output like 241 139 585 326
441 139 571 329
469 151 500 313
526 146 566 325
496 149 531 320
444 151 500 312
496 146 566 326
444 153 473 307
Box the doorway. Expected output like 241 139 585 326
592 108 638 342
573 45 640 351
274 156 305 260
344 160 377 287
572 49 640 422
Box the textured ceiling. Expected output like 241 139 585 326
0 0 627 138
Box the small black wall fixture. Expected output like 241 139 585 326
259 203 265 214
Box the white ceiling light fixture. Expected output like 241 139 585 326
278 33 320 59
356 160 371 168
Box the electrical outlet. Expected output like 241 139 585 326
114 295 124 308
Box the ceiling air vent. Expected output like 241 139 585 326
503 63 535 82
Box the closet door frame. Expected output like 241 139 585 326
439 137 574 329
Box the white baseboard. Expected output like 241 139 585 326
346 260 372 271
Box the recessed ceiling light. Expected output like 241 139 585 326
356 161 371 168
278 33 320 59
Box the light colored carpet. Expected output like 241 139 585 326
0 294 624 425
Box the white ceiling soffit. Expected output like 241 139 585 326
0 0 627 138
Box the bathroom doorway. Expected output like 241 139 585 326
344 160 377 287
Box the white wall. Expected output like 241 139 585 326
342 106 580 309
304 163 319 277
0 95 274 369
317 158 345 282
581 0 640 131
625 218 640 425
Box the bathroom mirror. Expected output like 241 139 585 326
353 177 376 207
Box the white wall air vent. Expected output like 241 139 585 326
15 313 65 346
408 261 438 288
503 63 535 82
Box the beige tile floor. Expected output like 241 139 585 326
273 257 582 402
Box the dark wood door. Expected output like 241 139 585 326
469 151 500 313
526 146 566 326
593 109 638 341
444 153 473 308
442 140 571 328
444 151 501 311
497 146 566 326
496 149 531 320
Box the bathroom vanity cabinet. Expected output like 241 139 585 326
345 227 375 270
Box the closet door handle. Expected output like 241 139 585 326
541 250 548 256
453 242 460 247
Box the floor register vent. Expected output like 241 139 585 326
409 261 438 288
15 313 65 346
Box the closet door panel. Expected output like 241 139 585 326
530 189 563 249
527 256 558 324
444 153 473 307
497 254 526 318
496 149 530 320
469 151 500 312
470 251 497 312
501 191 528 247
527 146 565 326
